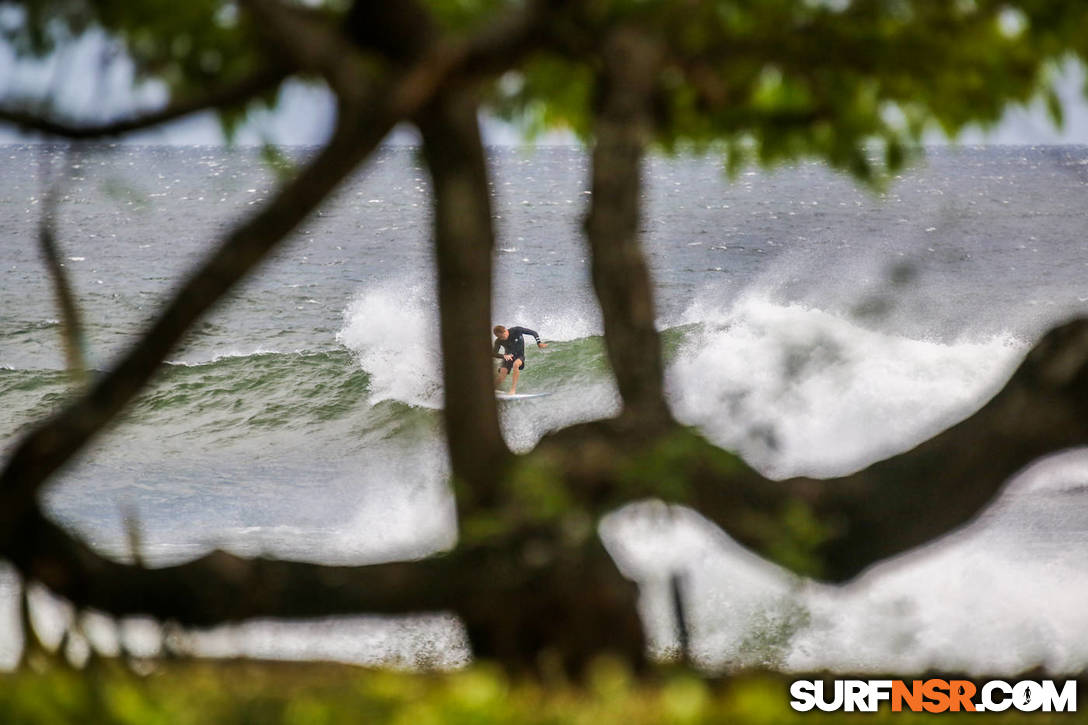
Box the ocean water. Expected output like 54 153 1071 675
1 144 1087 672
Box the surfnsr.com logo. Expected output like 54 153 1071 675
790 679 1077 713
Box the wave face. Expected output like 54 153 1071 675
4 351 386 449
2 145 1088 673
1 295 1025 465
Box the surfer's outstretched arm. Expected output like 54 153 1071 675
511 326 547 348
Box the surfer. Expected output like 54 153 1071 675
493 325 547 395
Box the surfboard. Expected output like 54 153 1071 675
496 391 552 400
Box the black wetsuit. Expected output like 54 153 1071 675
493 326 541 371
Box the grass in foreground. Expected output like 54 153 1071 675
0 658 1084 724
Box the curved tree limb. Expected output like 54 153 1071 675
8 502 643 671
9 505 459 624
248 0 576 108
584 29 673 428
536 318 1088 583
0 66 288 140
346 0 438 63
456 0 583 77
0 0 571 142
798 317 1088 581
685 318 1088 582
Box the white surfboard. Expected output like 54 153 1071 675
496 391 552 400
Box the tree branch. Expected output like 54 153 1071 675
0 66 288 140
800 317 1088 581
346 0 439 65
9 505 458 624
248 0 574 108
457 0 581 77
539 318 1088 583
10 503 643 671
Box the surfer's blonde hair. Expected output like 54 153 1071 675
493 325 506 337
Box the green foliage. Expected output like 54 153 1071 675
427 0 510 33
1 1 94 57
12 0 265 88
761 500 835 578
486 0 1088 183
617 428 745 502
462 454 586 544
8 0 1088 181
1 659 1084 724
504 455 574 522
487 59 596 142
7 0 271 132
259 142 298 181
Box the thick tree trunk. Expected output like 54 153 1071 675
418 92 511 505
585 30 672 428
459 535 645 673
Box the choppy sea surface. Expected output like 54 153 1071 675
1 144 1087 672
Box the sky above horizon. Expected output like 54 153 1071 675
3 27 1088 147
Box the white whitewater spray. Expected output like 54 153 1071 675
666 294 1027 477
499 304 601 342
337 283 444 407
